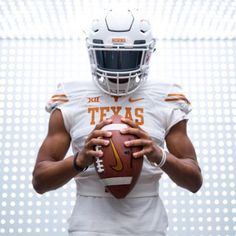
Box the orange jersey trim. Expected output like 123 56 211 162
165 93 190 104
50 98 69 103
51 94 68 99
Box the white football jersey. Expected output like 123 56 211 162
46 79 191 236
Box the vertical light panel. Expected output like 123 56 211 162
0 39 87 236
154 40 236 236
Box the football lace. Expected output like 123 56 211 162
95 157 104 173
95 145 104 173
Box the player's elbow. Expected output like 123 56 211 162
32 166 47 195
190 173 203 193
190 181 202 193
32 179 45 194
32 174 47 195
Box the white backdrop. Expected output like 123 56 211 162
0 0 236 236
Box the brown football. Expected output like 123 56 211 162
94 115 143 198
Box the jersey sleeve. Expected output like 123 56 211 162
45 83 69 113
164 84 192 135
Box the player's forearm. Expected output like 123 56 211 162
32 156 78 194
161 153 203 193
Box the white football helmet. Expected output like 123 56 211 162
86 9 156 96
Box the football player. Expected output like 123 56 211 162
32 9 202 236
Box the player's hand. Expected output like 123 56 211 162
120 117 162 163
76 119 112 168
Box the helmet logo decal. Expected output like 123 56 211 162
112 38 126 43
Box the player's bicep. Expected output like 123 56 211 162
165 120 197 162
36 109 71 163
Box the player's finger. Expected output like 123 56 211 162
120 127 149 139
124 139 152 148
132 149 146 158
86 138 109 148
133 145 154 158
85 149 103 158
121 117 139 128
87 129 112 141
94 119 112 130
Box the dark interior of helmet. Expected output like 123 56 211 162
95 50 142 71
108 78 127 84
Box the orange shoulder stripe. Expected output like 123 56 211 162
165 93 190 104
49 98 69 103
51 94 68 99
165 97 191 104
167 93 187 97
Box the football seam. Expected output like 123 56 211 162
95 145 104 173
95 157 104 173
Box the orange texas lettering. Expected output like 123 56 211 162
88 106 144 126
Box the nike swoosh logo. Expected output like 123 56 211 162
110 139 123 171
129 97 144 103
